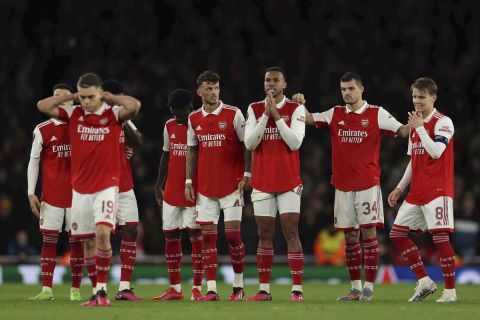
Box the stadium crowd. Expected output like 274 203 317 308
0 0 479 264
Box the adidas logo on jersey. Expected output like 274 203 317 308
372 216 377 221
170 133 176 139
50 136 58 142
338 120 345 126
436 221 442 226
195 125 202 131
78 116 84 122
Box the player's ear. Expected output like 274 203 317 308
283 81 287 90
432 94 437 103
196 88 202 97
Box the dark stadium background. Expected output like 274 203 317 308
0 0 479 265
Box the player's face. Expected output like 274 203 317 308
197 82 220 106
340 80 363 105
412 88 436 114
53 88 73 107
170 104 193 124
77 86 103 113
264 71 286 97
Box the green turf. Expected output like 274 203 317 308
0 283 478 320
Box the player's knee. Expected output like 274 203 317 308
344 230 359 243
122 225 138 239
165 230 181 240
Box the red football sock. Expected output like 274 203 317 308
433 232 455 289
95 248 112 284
189 235 203 287
363 237 380 283
390 224 427 279
225 228 245 274
41 232 58 288
288 251 304 285
345 242 362 281
202 230 218 281
257 246 274 284
69 237 84 289
165 237 182 285
85 256 97 288
120 236 137 282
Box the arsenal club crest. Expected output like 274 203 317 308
361 119 369 127
218 121 227 130
72 222 78 231
100 118 108 125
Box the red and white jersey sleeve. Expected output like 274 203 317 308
30 119 72 208
248 98 303 192
312 108 334 127
378 107 402 134
233 109 246 141
163 119 196 207
58 103 123 194
187 103 244 197
406 110 454 205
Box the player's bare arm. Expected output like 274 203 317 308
124 121 142 147
154 151 170 207
387 188 403 208
292 93 314 125
184 145 198 202
397 124 410 138
238 147 252 192
104 92 141 121
37 93 78 118
28 194 41 217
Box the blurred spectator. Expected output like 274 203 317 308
8 230 37 262
313 225 345 266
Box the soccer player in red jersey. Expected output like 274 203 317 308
294 72 407 301
388 77 456 302
245 67 306 302
154 89 203 301
27 83 84 301
185 71 251 301
37 73 141 307
99 79 144 301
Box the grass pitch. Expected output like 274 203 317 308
0 283 478 320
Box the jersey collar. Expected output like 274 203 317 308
51 118 66 125
345 101 368 114
84 102 108 115
423 108 437 123
201 101 224 117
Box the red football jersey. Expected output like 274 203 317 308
313 102 402 191
31 119 72 208
187 102 245 198
406 109 454 205
119 129 134 193
247 98 304 192
163 119 196 207
58 103 123 194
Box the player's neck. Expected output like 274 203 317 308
203 101 221 113
274 94 285 105
421 107 435 119
347 100 364 112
